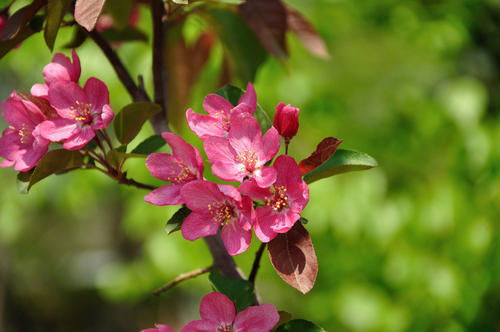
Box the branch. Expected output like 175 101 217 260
204 235 245 280
153 266 212 296
151 0 169 133
248 243 266 285
87 30 150 102
118 177 157 191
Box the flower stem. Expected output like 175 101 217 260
153 266 213 296
248 242 267 285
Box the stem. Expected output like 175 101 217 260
151 0 169 132
285 140 290 155
119 177 157 191
100 130 114 151
204 235 245 280
153 266 212 296
87 30 150 102
248 243 267 285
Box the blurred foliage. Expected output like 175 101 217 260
0 0 499 331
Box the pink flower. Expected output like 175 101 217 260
180 180 253 256
141 324 175 332
239 155 309 242
38 78 114 150
144 133 204 206
186 83 257 140
204 115 280 188
0 92 50 171
273 103 299 142
31 49 81 99
181 292 279 332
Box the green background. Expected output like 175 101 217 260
0 0 499 331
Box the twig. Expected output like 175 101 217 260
87 30 150 102
153 266 212 296
151 0 169 132
119 177 157 191
248 243 267 285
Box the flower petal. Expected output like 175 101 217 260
43 51 81 84
203 94 233 115
199 292 236 325
181 180 225 212
270 211 299 233
238 82 257 112
93 104 114 129
181 320 218 332
146 153 182 181
38 118 78 142
162 132 203 173
260 126 280 162
84 77 109 109
254 207 279 243
252 166 277 188
221 222 251 255
233 303 280 332
186 108 226 139
181 212 219 241
144 184 183 206
238 179 272 202
63 126 95 150
48 81 88 119
30 84 49 98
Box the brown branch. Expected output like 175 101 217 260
151 0 169 133
118 177 157 191
87 30 150 102
153 266 212 296
248 243 267 285
204 235 245 280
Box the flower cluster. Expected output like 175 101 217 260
145 84 306 255
141 292 279 332
0 50 114 171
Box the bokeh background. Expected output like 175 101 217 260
1 0 499 331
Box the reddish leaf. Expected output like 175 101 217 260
74 0 107 31
299 137 343 175
18 92 58 118
0 0 46 41
268 222 318 294
238 0 288 59
285 5 331 59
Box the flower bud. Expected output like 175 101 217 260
273 102 300 141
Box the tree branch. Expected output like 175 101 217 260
87 30 150 102
204 235 245 280
248 243 266 285
151 0 169 133
153 266 212 296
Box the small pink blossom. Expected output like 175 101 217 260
186 83 257 140
181 292 279 332
0 92 50 171
38 78 114 150
31 49 81 99
204 115 280 188
274 103 299 141
180 180 254 256
144 133 204 206
239 155 309 242
141 324 175 332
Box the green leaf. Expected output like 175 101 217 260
114 102 162 145
16 171 33 195
131 135 166 155
206 7 267 82
106 149 145 168
44 0 72 50
63 25 87 49
101 26 148 42
209 270 255 311
165 206 191 234
216 0 245 4
215 85 272 131
28 149 84 191
303 149 378 184
171 0 188 4
275 319 326 332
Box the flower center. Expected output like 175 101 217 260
16 124 31 144
208 201 235 226
70 101 94 123
213 109 233 132
217 324 234 332
236 150 258 172
266 185 289 212
166 161 197 184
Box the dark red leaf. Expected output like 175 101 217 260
268 222 318 294
18 92 58 119
0 0 46 41
238 0 288 59
299 137 343 175
285 5 331 59
74 0 107 31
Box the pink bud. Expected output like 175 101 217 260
274 102 300 141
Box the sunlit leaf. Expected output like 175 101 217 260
275 319 326 332
74 0 106 31
44 0 71 50
114 102 161 145
28 149 84 191
165 206 191 234
299 137 343 175
209 269 255 311
131 135 166 155
268 222 318 294
302 149 378 184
